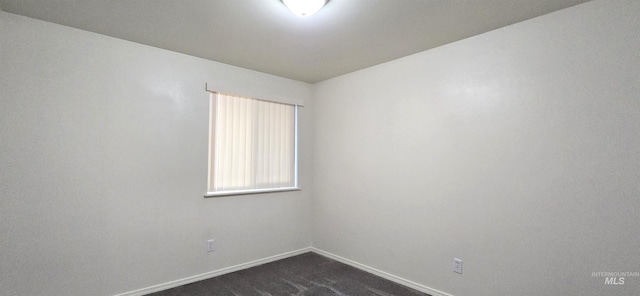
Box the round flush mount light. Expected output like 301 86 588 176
282 0 328 17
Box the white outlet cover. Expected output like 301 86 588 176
453 258 463 274
207 239 215 252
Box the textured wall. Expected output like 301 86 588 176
0 12 312 296
312 1 640 295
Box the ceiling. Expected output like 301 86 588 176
0 0 590 83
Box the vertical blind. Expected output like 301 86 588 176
208 92 297 193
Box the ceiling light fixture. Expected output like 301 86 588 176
282 0 328 17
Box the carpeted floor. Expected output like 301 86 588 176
146 252 430 296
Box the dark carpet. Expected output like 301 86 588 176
146 252 430 296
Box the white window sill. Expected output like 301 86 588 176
204 187 301 198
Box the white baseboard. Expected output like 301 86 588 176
115 247 312 296
310 248 454 296
116 246 453 296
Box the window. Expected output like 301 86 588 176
206 92 299 196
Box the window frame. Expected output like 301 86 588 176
204 91 300 197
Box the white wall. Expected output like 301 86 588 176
3 1 640 295
312 1 640 295
0 12 312 296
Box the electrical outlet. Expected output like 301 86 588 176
207 239 215 252
453 258 463 274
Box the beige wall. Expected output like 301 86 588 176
311 1 640 295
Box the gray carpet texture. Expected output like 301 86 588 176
146 252 430 296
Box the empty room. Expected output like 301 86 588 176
1 0 638 295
